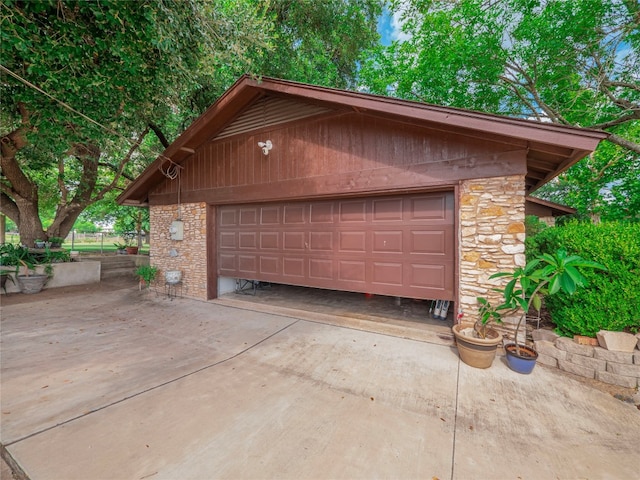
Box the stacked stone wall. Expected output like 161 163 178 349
149 203 208 300
458 175 526 333
534 332 640 388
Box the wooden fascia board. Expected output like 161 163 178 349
250 77 608 151
118 77 264 204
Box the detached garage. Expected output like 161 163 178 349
118 75 606 321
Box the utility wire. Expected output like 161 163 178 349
0 63 181 179
1 63 124 141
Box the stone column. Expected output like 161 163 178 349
458 175 526 330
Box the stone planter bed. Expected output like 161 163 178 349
533 329 640 389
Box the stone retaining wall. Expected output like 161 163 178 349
534 332 640 388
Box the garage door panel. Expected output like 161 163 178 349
410 230 446 254
309 231 333 251
219 209 237 226
260 232 279 249
283 258 305 277
339 201 366 222
259 256 279 275
284 205 306 224
284 232 305 249
339 231 366 252
239 232 257 249
372 198 403 221
240 208 258 225
373 231 403 253
238 255 257 273
309 259 333 279
218 192 454 300
372 262 403 286
260 207 279 225
410 264 450 289
310 203 334 223
409 194 454 223
220 232 236 248
219 254 237 272
338 260 366 282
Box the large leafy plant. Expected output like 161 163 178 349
478 250 606 353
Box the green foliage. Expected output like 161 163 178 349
360 0 640 218
1 0 383 246
478 249 606 348
524 215 548 237
527 222 640 336
0 243 32 273
135 264 159 285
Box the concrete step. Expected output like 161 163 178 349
101 267 138 280
79 254 148 280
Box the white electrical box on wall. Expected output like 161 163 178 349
169 220 183 241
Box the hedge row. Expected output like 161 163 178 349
526 221 640 337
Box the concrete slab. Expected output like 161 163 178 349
454 358 640 479
0 288 295 445
2 283 639 479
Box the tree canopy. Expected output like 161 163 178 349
360 0 640 219
1 0 383 245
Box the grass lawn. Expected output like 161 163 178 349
3 233 149 255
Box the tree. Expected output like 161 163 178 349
1 0 384 246
1 0 270 246
359 0 639 217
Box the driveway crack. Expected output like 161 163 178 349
4 319 300 447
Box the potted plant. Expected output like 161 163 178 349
135 264 158 290
114 242 128 255
481 249 606 374
16 254 50 295
125 244 139 255
1 243 27 294
48 236 64 248
452 297 504 369
34 239 45 248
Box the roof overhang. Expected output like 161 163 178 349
525 196 577 217
118 75 608 206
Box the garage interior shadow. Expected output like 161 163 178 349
222 282 454 331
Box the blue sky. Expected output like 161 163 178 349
377 8 395 46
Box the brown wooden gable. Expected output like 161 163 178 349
118 75 608 206
149 109 528 206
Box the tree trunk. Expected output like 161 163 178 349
14 198 45 247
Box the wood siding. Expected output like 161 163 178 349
149 112 527 206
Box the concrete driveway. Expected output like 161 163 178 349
1 283 639 480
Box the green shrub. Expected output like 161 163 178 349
526 221 640 337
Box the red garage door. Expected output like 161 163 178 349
218 192 454 300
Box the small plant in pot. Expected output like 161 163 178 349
48 236 64 248
114 242 128 255
135 264 158 290
452 298 504 369
482 249 606 374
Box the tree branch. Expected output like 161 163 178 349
93 127 150 201
148 122 170 148
0 192 20 223
607 133 640 155
590 111 640 130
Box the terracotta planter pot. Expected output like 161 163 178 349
125 246 139 255
452 323 503 369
